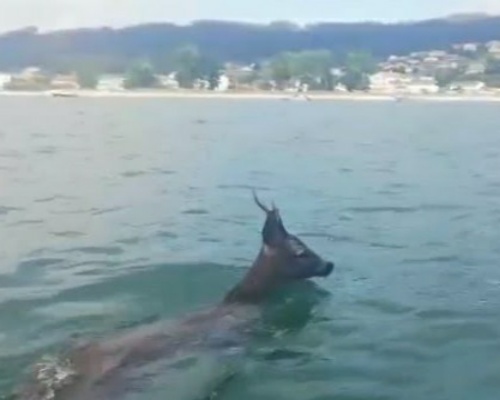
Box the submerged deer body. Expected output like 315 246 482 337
13 192 334 400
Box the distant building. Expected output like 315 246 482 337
449 81 486 93
223 63 255 89
20 67 44 80
50 73 79 90
428 50 448 58
330 68 344 77
423 56 439 64
334 83 348 92
0 73 11 90
465 62 486 76
410 51 428 59
193 79 210 90
486 41 500 57
158 73 179 90
215 74 230 91
97 75 124 91
369 72 411 93
4 67 51 91
453 43 480 52
405 77 439 94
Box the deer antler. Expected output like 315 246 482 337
252 189 271 213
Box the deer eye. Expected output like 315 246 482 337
295 249 307 258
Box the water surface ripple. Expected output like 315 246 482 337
1 98 500 400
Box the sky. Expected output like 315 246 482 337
1 0 500 32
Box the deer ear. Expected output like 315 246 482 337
262 210 287 246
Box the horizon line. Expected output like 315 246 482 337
2 12 498 35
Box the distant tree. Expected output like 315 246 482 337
290 50 336 90
124 61 158 89
268 53 293 88
435 69 460 88
339 51 376 91
76 68 99 89
484 73 500 87
345 51 377 75
265 49 336 90
171 45 202 88
199 56 223 90
169 45 222 89
485 56 500 74
340 70 369 91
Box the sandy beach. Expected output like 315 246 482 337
1 89 500 102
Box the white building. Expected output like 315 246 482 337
0 73 12 90
369 72 411 93
215 74 230 91
450 81 486 93
97 75 124 91
465 62 486 76
405 77 440 94
453 43 480 52
370 72 439 94
487 41 500 56
158 73 180 90
334 83 348 92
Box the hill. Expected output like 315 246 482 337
1 16 500 72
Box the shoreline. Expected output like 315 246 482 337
1 90 500 102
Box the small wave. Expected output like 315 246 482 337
375 345 436 362
421 240 447 248
0 151 24 159
0 206 21 216
35 195 75 203
116 237 142 245
374 167 395 173
91 206 124 216
416 308 475 320
9 219 44 227
368 242 406 250
17 258 65 270
121 171 148 178
35 146 57 155
355 299 415 315
217 184 271 191
63 246 124 256
214 217 250 227
298 232 356 243
401 255 460 265
376 188 400 196
120 154 140 161
451 212 473 221
182 208 209 215
325 323 360 338
388 182 411 189
151 168 176 175
249 170 272 177
155 231 179 239
198 237 221 243
50 231 84 238
346 206 417 214
416 321 499 346
418 203 470 212
30 132 48 138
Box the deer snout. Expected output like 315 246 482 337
318 260 334 277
